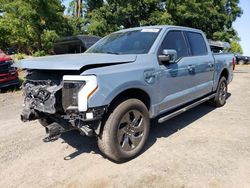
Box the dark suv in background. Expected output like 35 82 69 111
235 54 250 65
53 35 101 55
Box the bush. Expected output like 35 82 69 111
42 30 59 53
13 53 26 60
33 50 47 57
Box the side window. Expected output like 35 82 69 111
186 32 208 56
160 31 189 59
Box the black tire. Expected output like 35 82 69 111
98 99 150 162
38 118 53 127
238 60 245 65
210 77 228 107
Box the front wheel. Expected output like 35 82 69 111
98 99 150 162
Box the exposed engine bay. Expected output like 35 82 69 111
21 70 106 140
21 70 68 117
23 80 62 114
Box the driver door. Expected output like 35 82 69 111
157 30 196 114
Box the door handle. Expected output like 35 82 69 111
187 65 195 74
208 62 215 71
208 62 214 68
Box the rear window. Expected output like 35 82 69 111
186 32 207 56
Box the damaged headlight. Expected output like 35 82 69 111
62 75 98 112
62 81 86 110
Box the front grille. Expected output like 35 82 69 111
0 61 10 74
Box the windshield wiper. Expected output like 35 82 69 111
105 51 121 55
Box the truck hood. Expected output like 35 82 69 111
14 53 137 70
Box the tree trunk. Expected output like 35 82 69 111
75 0 83 18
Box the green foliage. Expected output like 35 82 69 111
41 30 60 53
85 0 173 36
13 53 27 60
230 40 243 54
85 0 103 11
86 5 120 36
167 0 242 41
0 0 70 54
0 0 244 56
66 16 87 35
83 0 242 41
33 50 47 57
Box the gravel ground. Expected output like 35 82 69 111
0 66 250 188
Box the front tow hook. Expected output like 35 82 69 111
43 122 74 142
43 122 64 142
21 108 38 122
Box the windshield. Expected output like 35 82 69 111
86 29 161 54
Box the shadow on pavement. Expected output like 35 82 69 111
60 94 232 161
143 104 216 154
61 131 99 160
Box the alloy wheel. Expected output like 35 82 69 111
117 110 145 151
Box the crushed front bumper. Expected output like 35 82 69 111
23 80 62 114
21 79 107 136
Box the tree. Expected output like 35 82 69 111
167 0 242 42
0 0 70 54
230 40 243 54
0 0 243 54
86 0 173 36
85 0 103 11
84 0 242 41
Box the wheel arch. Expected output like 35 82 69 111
96 87 151 136
108 88 151 111
213 67 230 92
220 68 229 82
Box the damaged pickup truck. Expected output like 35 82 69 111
15 26 234 162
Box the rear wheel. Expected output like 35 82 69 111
97 99 150 162
210 77 228 107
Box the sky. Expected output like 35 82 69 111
233 0 250 56
63 0 249 56
63 0 71 9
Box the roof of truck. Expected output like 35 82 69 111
117 25 202 33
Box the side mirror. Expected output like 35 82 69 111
158 49 177 64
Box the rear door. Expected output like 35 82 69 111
184 31 214 98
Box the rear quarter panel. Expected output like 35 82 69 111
212 53 234 91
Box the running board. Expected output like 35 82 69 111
158 94 215 124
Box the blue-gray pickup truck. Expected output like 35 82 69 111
16 25 235 162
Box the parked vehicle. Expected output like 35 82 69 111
0 50 19 89
4 48 16 55
16 26 234 162
235 54 250 65
209 40 231 53
53 35 101 55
